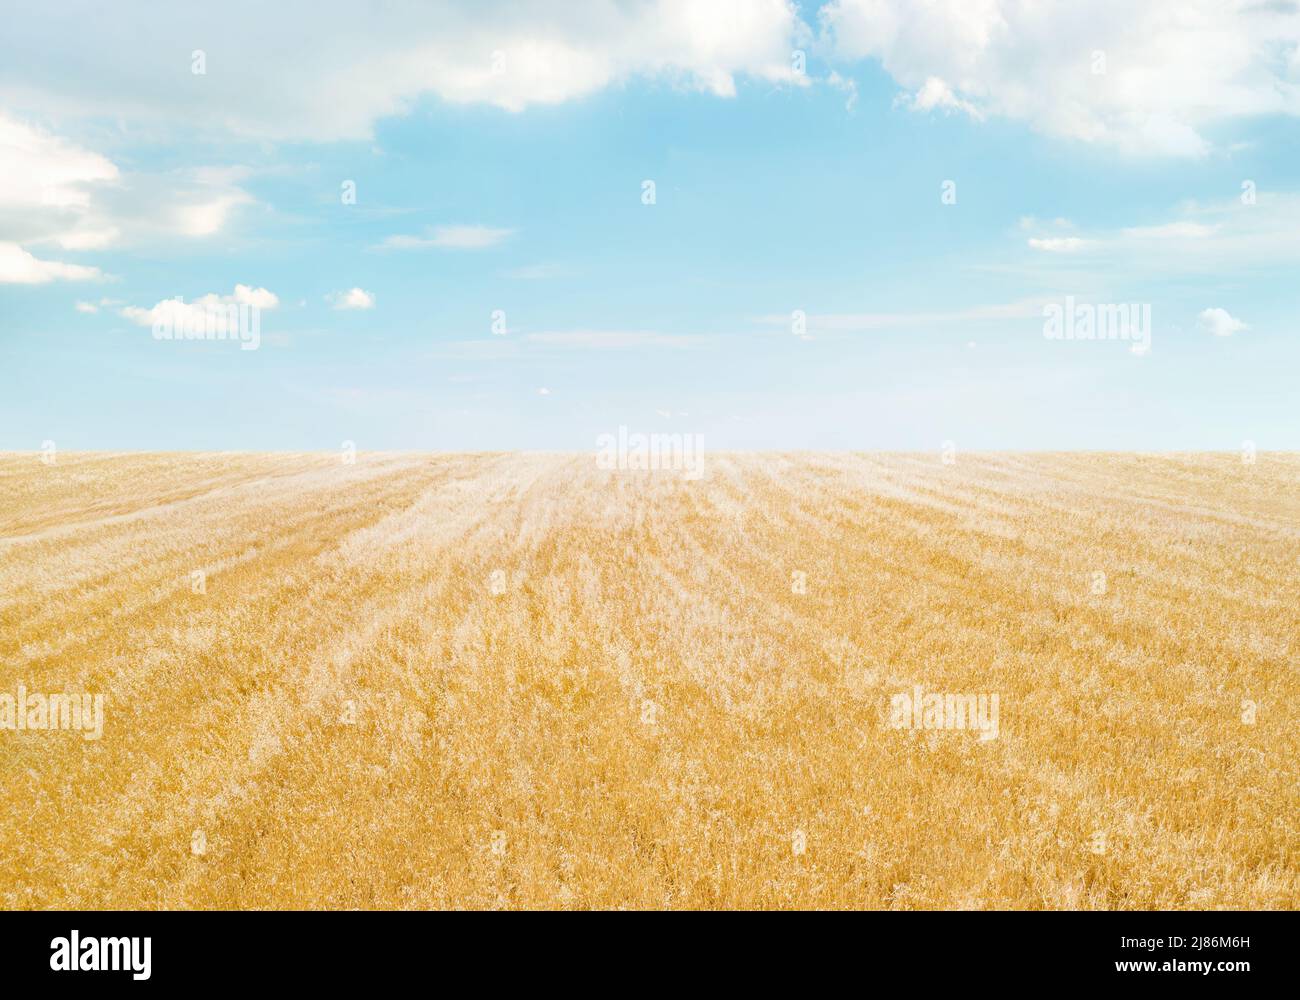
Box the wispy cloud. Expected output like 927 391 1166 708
825 71 858 112
0 241 103 284
1120 222 1218 240
1028 237 1095 252
523 330 701 350
1016 194 1300 275
379 224 514 250
759 299 1050 335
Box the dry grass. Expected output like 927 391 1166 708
0 451 1295 909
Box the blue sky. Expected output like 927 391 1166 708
1 1 1298 450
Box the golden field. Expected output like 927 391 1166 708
0 451 1295 910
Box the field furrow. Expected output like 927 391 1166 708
0 452 1295 909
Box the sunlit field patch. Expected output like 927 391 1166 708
1 451 1295 909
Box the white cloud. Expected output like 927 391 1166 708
54 226 120 250
0 112 122 255
1019 215 1075 232
0 241 102 283
231 285 279 309
74 300 98 313
900 76 984 118
1121 222 1219 240
381 225 514 250
1017 193 1300 275
1027 237 1093 252
0 111 118 211
825 70 859 112
173 192 255 237
119 284 279 328
327 287 376 310
822 0 1300 156
0 113 255 255
1198 307 1248 336
537 387 551 395
0 1 806 141
765 298 1051 334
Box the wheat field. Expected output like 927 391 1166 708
0 451 1295 910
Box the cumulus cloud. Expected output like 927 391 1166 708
1198 307 1248 336
899 76 983 118
0 1 806 141
327 287 376 310
0 111 118 210
380 225 514 250
821 0 1300 156
7 2 1291 160
0 112 255 255
0 112 121 254
0 241 103 284
119 284 279 329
